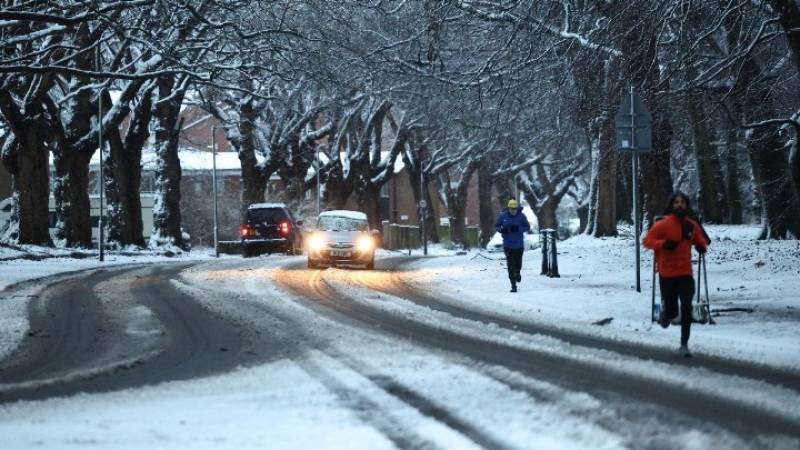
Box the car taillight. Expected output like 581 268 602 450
279 221 291 235
241 225 255 237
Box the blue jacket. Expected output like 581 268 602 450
495 209 531 249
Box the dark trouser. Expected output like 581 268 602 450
504 247 523 285
659 275 695 346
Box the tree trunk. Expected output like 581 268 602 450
535 199 559 231
593 115 617 237
724 125 744 224
422 180 440 243
448 195 468 248
576 204 589 233
150 77 188 249
726 10 800 238
0 89 52 246
235 103 268 218
105 92 150 248
357 186 382 231
477 164 496 247
404 158 439 243
52 151 93 247
639 112 674 227
687 88 726 223
0 136 52 245
615 154 632 224
748 128 800 238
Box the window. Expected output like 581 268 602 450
141 173 156 193
380 183 390 199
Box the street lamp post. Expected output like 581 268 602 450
211 126 219 258
96 50 105 262
316 149 321 216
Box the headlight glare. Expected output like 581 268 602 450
356 236 373 252
309 234 326 251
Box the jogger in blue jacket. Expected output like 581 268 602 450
495 199 531 292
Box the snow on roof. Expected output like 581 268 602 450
67 148 406 175
139 148 243 171
48 147 246 172
319 210 367 220
248 203 287 210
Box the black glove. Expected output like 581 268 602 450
509 224 519 233
695 245 706 255
499 227 508 234
663 239 679 251
682 222 694 240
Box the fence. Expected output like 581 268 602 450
381 221 480 251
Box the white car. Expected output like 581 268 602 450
486 231 540 252
307 210 378 269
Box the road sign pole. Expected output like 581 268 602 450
630 86 641 292
211 126 219 258
420 169 428 256
616 87 651 292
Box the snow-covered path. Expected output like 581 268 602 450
0 255 798 449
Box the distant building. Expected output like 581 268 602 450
1 105 493 245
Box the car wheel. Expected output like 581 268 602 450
308 259 318 269
242 246 253 258
365 258 374 270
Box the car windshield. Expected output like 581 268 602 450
247 208 288 223
318 216 368 231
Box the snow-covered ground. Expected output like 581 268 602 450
1 230 799 449
0 258 643 450
405 225 800 370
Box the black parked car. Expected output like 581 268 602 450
240 203 303 257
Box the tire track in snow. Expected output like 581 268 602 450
0 263 252 403
375 257 800 392
296 357 443 450
271 262 800 444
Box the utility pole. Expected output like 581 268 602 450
211 126 219 258
316 149 321 216
97 50 105 262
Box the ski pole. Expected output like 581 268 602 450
696 250 703 322
651 257 657 323
702 253 716 325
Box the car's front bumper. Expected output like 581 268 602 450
308 248 373 265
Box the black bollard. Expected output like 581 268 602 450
548 232 560 278
540 230 549 275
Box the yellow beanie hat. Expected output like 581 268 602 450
507 199 519 209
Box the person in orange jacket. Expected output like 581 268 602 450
643 191 710 357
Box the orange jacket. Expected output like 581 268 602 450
643 215 709 278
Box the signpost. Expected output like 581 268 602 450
615 87 652 292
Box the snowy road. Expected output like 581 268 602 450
1 256 799 449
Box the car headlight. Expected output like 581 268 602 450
309 234 327 251
355 236 373 252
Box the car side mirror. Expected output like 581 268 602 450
296 220 304 226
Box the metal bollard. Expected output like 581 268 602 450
540 231 549 275
540 229 560 278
